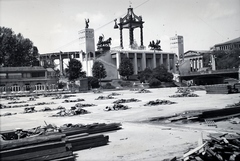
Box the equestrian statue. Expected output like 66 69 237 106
148 40 162 51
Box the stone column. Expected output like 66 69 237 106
134 53 138 74
167 54 170 71
142 53 146 70
173 54 176 73
140 26 143 47
116 52 121 79
160 53 163 65
153 51 156 68
59 53 64 75
120 27 123 49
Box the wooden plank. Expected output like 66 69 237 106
0 134 65 150
70 136 109 147
72 139 108 151
51 155 75 161
1 146 67 161
182 142 208 159
67 134 105 142
66 133 89 139
27 151 73 161
0 140 66 157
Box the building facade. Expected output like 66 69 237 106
170 34 184 59
0 67 58 93
214 37 240 51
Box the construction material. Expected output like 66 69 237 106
180 133 240 161
205 84 232 94
95 95 115 100
51 107 89 117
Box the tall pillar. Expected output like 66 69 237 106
120 27 123 48
153 52 156 68
196 58 199 71
59 53 64 75
129 27 134 46
116 52 121 79
167 54 170 71
140 26 143 47
160 53 163 65
134 53 138 74
173 55 176 73
142 53 146 70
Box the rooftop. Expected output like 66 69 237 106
214 37 240 46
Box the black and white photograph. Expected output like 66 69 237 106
0 0 240 160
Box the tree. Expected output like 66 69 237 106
151 65 173 82
138 68 153 83
212 49 240 70
0 26 39 67
118 57 134 79
66 59 84 82
92 61 107 85
148 77 161 88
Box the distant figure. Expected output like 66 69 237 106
85 19 89 28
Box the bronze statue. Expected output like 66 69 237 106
149 40 162 51
97 34 112 48
85 19 89 28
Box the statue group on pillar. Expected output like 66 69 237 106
97 34 112 49
148 40 162 51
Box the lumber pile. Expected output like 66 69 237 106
181 133 240 161
108 92 121 97
170 87 199 98
205 84 232 94
59 123 122 135
0 133 75 161
75 103 96 107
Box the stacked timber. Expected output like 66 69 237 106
0 133 75 161
66 133 109 151
180 133 240 161
60 123 122 135
205 84 232 94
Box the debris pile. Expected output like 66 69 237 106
113 98 141 104
95 95 115 100
169 87 199 98
108 92 121 97
104 104 130 111
169 93 199 98
52 107 89 117
51 94 76 99
180 133 240 161
226 101 240 108
0 112 17 117
62 98 85 103
75 103 96 107
136 89 151 93
8 101 27 104
144 99 176 106
23 107 37 113
6 97 19 100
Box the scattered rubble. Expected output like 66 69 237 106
75 103 96 107
8 101 27 104
108 92 121 97
136 89 151 93
170 87 199 98
62 98 85 103
0 112 17 117
51 94 76 99
6 97 19 100
95 95 115 100
144 99 176 106
23 107 37 113
104 104 130 111
51 107 89 117
169 93 199 98
113 98 141 104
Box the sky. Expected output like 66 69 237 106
1 0 240 54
